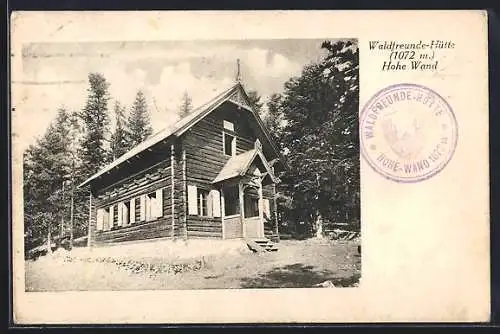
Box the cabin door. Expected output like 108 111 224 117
222 185 243 239
242 186 264 238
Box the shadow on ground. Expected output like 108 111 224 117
239 263 360 289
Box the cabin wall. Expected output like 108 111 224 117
173 147 186 238
92 156 178 245
181 104 259 239
88 192 97 246
181 103 279 239
182 115 224 238
263 183 278 237
87 99 281 245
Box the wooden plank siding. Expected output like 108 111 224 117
181 104 259 239
174 146 186 238
87 192 97 246
88 100 281 245
92 148 175 245
95 219 173 244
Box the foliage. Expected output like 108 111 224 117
109 101 131 160
247 90 263 114
23 107 77 250
128 90 153 146
264 93 285 149
179 91 193 118
23 40 360 250
276 40 360 236
79 73 111 177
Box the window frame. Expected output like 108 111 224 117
244 193 260 218
224 185 240 216
222 120 237 157
198 189 209 217
223 132 236 156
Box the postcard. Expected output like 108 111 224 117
10 10 490 323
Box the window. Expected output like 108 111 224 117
223 120 236 156
244 193 259 218
223 120 234 131
121 201 130 226
198 189 209 216
145 192 155 221
135 196 141 222
224 186 240 216
224 133 235 156
96 207 110 231
145 189 163 221
188 185 221 217
111 205 118 229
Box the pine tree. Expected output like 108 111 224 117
276 40 359 238
247 90 263 114
79 73 111 178
264 93 284 148
179 91 193 118
128 90 153 146
110 101 130 160
23 107 76 252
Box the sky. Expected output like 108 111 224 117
13 39 333 152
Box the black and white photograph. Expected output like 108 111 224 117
11 11 492 324
20 38 360 291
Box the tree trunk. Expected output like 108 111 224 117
47 221 52 253
69 182 74 248
315 213 323 239
60 181 65 238
87 189 92 248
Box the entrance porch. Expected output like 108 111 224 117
212 143 278 240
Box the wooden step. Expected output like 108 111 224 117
245 238 278 253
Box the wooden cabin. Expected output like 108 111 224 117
78 82 286 246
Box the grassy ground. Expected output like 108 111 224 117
25 238 360 291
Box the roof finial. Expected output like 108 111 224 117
235 58 242 83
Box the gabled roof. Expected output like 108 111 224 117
78 82 285 189
212 148 278 184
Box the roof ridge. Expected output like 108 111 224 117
78 83 241 188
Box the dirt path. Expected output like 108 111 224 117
25 239 360 291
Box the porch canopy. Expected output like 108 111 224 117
212 146 278 186
213 144 278 239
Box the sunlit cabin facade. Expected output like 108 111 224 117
79 83 285 246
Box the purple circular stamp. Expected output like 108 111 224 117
360 83 458 183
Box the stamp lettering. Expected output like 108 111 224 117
360 84 458 183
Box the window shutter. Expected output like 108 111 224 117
211 190 221 217
109 205 114 229
263 199 270 218
188 185 198 215
232 137 236 156
140 195 146 221
156 189 163 217
122 202 129 227
149 196 154 220
96 209 104 231
103 210 109 231
117 203 123 226
146 195 151 221
207 191 213 217
130 198 135 224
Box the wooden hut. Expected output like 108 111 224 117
78 82 286 246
